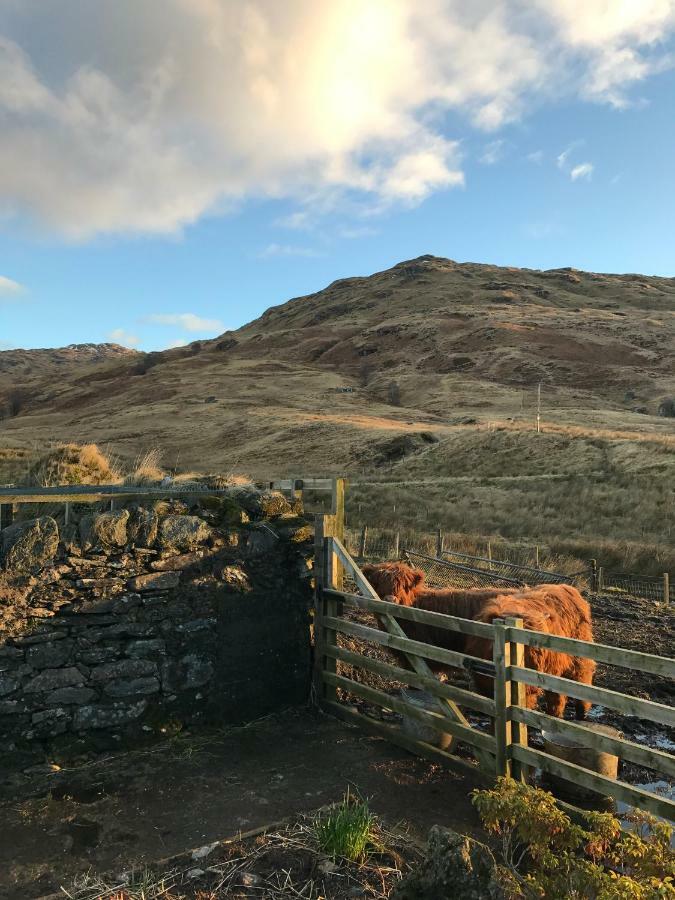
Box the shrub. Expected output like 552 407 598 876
315 790 375 863
25 443 119 486
472 778 674 899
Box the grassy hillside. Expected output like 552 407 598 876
0 255 672 565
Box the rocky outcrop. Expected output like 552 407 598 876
392 826 505 900
1 516 59 574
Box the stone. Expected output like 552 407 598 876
0 699 24 713
0 646 24 659
29 707 71 737
93 510 129 548
2 516 59 574
112 594 142 614
161 654 213 692
46 687 97 705
0 676 19 696
14 630 67 646
77 647 122 665
24 667 85 693
73 700 148 731
391 826 505 900
90 659 156 682
127 571 180 592
26 640 73 669
103 677 160 697
150 551 203 572
126 506 159 547
219 566 250 591
230 488 291 519
157 516 211 551
244 529 279 556
126 639 166 658
78 515 96 552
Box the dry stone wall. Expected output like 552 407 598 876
0 488 313 770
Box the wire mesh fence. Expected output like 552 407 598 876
344 524 671 602
602 572 673 603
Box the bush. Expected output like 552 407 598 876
472 778 674 899
315 790 375 863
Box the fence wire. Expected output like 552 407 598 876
603 572 673 603
403 550 526 590
441 549 573 586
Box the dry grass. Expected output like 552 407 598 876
24 443 121 487
60 809 420 900
123 448 166 485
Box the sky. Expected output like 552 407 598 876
1 1 674 352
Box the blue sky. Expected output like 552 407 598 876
1 2 674 352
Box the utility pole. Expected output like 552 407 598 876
536 381 541 434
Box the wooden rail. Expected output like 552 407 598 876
313 520 675 823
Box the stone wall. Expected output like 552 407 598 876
0 487 313 769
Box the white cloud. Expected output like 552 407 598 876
0 275 24 295
0 1 673 238
479 139 506 165
166 338 188 349
108 328 140 348
145 313 224 332
257 243 323 258
556 141 584 170
570 162 594 181
526 150 544 164
275 211 312 230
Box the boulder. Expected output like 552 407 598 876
2 516 59 574
24 667 85 693
92 510 129 548
127 506 159 547
90 659 156 682
391 826 505 900
232 489 291 519
157 516 210 551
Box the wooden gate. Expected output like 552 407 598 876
313 507 675 822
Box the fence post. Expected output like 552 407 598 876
359 525 368 558
0 502 14 530
313 515 337 705
665 573 670 604
589 559 598 592
535 545 540 568
487 541 492 571
492 618 511 778
504 616 528 782
597 566 604 593
331 478 345 591
436 528 444 558
393 531 400 560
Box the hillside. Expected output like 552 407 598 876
0 255 673 479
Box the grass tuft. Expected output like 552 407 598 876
314 789 375 863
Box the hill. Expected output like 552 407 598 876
0 255 672 476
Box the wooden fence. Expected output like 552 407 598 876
313 520 675 823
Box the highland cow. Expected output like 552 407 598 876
361 561 520 673
463 588 596 719
362 562 595 718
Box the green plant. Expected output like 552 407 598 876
472 778 675 899
315 789 375 863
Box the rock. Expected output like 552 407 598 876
126 639 166 658
154 499 189 519
78 515 96 552
45 687 97 705
26 640 73 669
244 529 279 556
392 826 505 900
150 551 203 571
14 630 67 645
73 700 148 730
103 677 160 697
24 667 85 693
93 510 129 548
127 571 180 592
29 707 71 737
191 841 220 860
0 699 25 714
0 676 19 697
91 659 156 682
219 566 250 591
157 516 210 551
127 506 159 547
231 488 291 519
658 397 675 418
2 516 59 574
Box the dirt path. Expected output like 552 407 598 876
0 708 483 900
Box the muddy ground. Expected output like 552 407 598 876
0 709 481 900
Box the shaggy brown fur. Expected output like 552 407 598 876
362 562 595 718
464 588 596 719
361 561 520 671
